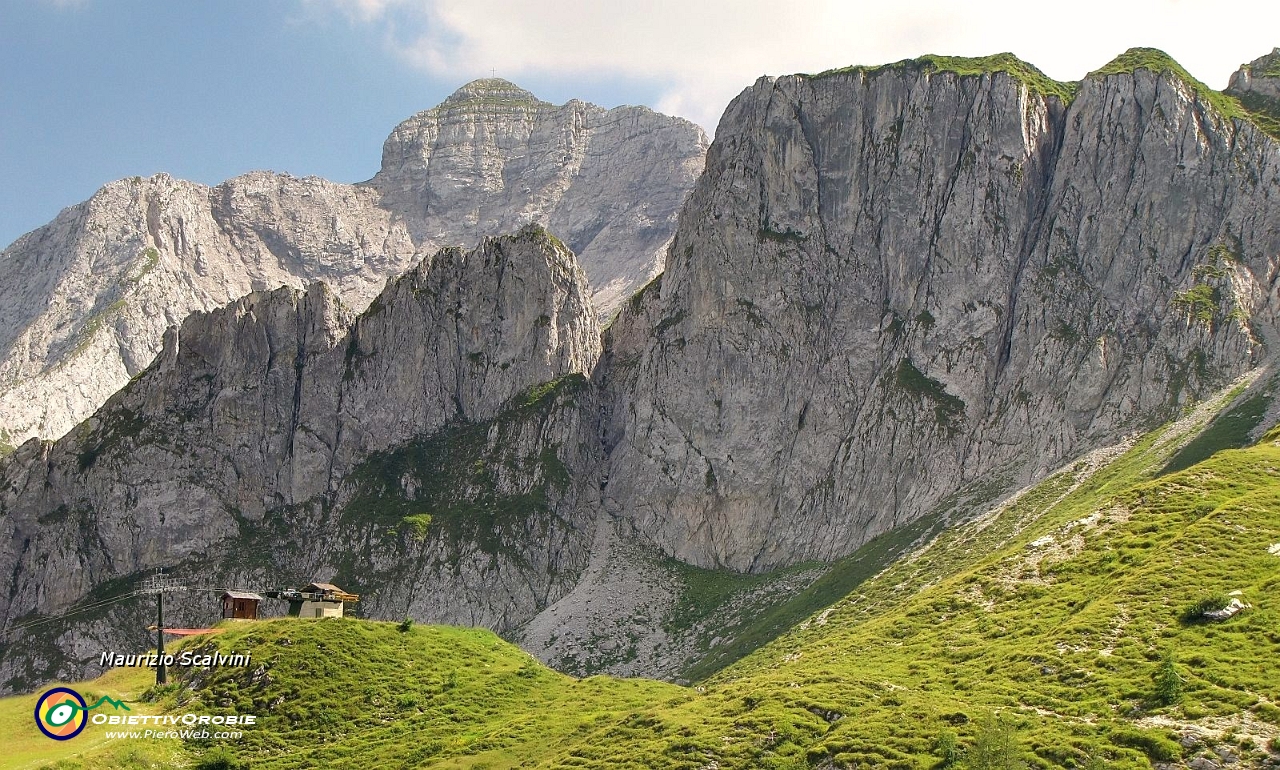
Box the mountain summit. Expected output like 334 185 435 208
369 79 708 313
0 82 707 446
4 49 1280 699
440 77 546 105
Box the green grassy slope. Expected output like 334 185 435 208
160 621 686 769
539 421 1280 768
665 510 948 684
0 667 180 770
18 390 1280 769
22 621 687 770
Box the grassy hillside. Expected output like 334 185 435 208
0 666 181 770
16 387 1280 769
19 621 687 770
534 416 1280 768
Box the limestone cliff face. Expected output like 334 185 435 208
0 80 706 445
0 172 418 447
601 56 1280 572
5 51 1280 692
0 227 601 690
369 79 709 315
1228 48 1280 103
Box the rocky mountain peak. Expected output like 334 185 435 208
1083 48 1222 99
0 79 705 446
601 47 1279 573
1227 48 1280 101
440 77 547 107
372 81 708 318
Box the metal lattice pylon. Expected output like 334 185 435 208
139 572 174 595
139 570 185 686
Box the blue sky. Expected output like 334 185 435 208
0 2 663 247
4 0 1279 249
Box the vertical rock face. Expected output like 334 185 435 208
0 80 706 446
1228 48 1280 102
0 227 602 690
0 173 419 447
602 56 1280 572
6 50 1280 692
369 78 709 315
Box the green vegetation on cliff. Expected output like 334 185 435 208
813 52 1077 102
812 47 1280 140
917 53 1078 102
1093 47 1280 140
23 381 1279 769
1233 91 1280 140
342 373 587 558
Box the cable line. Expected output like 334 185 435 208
2 590 140 637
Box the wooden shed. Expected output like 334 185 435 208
221 590 263 620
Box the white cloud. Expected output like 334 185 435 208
305 0 400 22
316 0 1280 132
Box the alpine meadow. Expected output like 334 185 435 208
2 41 1280 770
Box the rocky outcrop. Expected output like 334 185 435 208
0 80 706 446
0 226 602 690
1226 48 1280 146
370 79 709 315
0 172 420 448
1228 48 1280 102
6 50 1280 693
600 51 1280 572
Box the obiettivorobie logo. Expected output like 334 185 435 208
34 687 131 740
34 687 257 742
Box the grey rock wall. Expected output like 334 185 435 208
0 80 706 446
0 227 601 690
601 59 1280 572
4 51 1280 692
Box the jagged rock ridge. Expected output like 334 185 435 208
0 172 417 451
369 78 708 313
600 48 1280 572
4 49 1280 691
0 79 707 445
0 226 602 690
